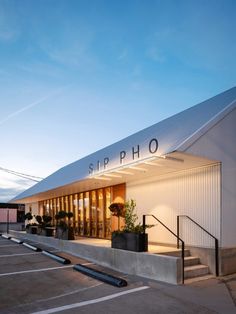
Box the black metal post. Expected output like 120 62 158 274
6 209 9 234
182 240 185 284
215 238 219 276
142 215 146 234
177 215 179 249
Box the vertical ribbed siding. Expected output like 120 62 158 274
127 163 221 248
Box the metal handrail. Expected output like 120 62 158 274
143 214 185 284
177 215 219 276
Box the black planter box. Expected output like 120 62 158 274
112 232 148 252
41 227 55 237
55 227 74 240
28 225 38 234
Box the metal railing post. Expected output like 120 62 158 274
146 214 185 284
142 215 146 234
215 238 219 276
182 240 185 284
177 215 180 249
178 215 219 277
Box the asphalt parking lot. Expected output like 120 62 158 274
0 235 236 314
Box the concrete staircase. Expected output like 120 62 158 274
158 249 213 282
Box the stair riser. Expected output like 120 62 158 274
184 267 209 279
184 257 200 267
158 250 190 257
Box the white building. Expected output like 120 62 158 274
12 86 236 276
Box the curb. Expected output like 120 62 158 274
10 237 23 244
73 264 128 287
23 242 42 252
42 250 71 264
1 234 11 240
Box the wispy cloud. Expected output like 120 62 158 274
0 29 18 41
0 187 27 202
0 87 66 126
0 172 34 202
118 49 128 61
146 47 165 63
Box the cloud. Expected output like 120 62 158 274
118 49 128 61
0 29 18 41
0 172 34 202
146 47 165 63
0 1 19 42
0 187 25 202
0 87 66 126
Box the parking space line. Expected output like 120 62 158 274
0 265 74 277
31 286 150 314
0 252 42 258
0 244 19 247
0 250 60 258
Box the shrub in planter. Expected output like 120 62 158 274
24 212 33 233
55 211 74 240
111 199 153 252
109 203 125 230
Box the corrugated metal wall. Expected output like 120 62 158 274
127 163 221 248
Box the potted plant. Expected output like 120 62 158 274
36 215 54 236
24 212 38 234
111 199 153 252
55 211 74 240
109 202 125 231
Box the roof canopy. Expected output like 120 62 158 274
12 86 236 203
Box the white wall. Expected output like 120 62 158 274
186 108 236 247
25 202 39 224
127 164 221 248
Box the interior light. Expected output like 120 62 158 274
103 173 122 178
115 170 134 175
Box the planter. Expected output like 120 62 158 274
55 227 74 240
41 227 55 237
28 225 38 234
112 232 148 252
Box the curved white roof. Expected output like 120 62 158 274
12 86 236 203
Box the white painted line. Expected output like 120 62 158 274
0 252 41 258
0 244 19 247
31 286 150 314
0 265 74 277
81 262 94 266
35 283 103 304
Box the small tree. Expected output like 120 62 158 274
123 199 154 233
35 215 42 225
24 212 33 223
109 203 125 230
123 199 138 232
42 215 52 227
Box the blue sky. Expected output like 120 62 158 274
0 0 235 202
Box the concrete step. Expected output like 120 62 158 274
184 264 209 279
184 256 200 267
184 274 215 284
158 249 190 258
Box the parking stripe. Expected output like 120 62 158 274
0 250 60 258
31 286 150 314
0 252 41 258
0 265 74 277
0 244 19 247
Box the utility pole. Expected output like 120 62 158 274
6 209 9 234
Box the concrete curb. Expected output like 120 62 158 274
1 234 11 240
73 264 128 287
10 237 23 244
23 242 42 252
42 250 71 264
